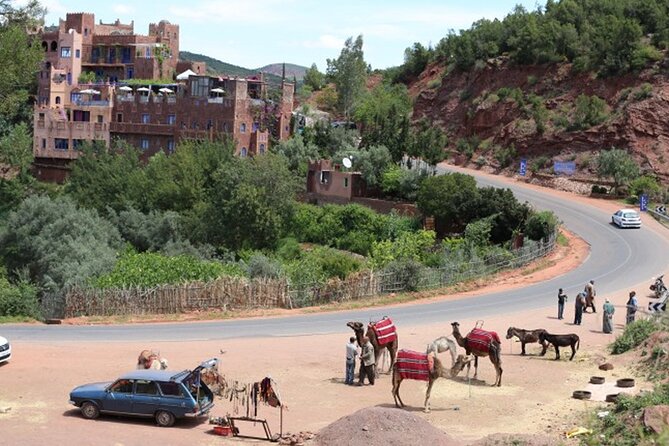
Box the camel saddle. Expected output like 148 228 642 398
369 317 397 346
466 328 501 355
395 349 434 381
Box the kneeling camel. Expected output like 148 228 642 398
392 351 473 413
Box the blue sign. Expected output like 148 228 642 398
640 194 648 212
519 159 527 176
554 161 576 175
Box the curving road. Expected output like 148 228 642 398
4 169 669 342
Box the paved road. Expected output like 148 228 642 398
4 171 669 342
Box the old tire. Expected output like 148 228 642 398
80 402 100 420
590 376 605 384
155 410 175 427
572 390 592 400
606 393 620 403
617 378 635 388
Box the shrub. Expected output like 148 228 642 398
0 277 40 319
427 78 441 89
629 175 662 200
245 253 282 279
493 144 517 168
524 211 558 241
610 319 658 354
381 259 425 292
530 156 550 172
633 83 654 101
276 237 301 261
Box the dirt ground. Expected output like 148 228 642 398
1 173 667 446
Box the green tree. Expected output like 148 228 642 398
274 134 320 177
474 186 530 244
0 195 121 293
303 63 325 91
629 175 662 200
597 148 640 193
349 145 392 190
0 122 32 172
416 173 479 232
524 210 558 241
326 35 367 118
410 119 448 169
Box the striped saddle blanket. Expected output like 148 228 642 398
395 349 434 381
369 317 397 346
466 328 501 355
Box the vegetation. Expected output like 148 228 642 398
326 35 368 118
610 319 659 354
597 148 640 194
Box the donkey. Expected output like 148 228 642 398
538 332 580 361
506 327 549 356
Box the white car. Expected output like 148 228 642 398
612 209 642 228
0 336 11 364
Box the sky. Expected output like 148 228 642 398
35 0 540 70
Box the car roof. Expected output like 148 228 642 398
119 369 190 382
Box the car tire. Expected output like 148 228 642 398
80 402 100 420
155 410 175 427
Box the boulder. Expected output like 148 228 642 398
598 363 614 371
643 405 669 434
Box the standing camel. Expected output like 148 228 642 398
450 322 503 386
426 336 458 367
391 350 473 412
347 321 398 375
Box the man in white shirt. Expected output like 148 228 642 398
345 337 358 385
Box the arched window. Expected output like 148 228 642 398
55 96 61 105
240 123 246 133
42 41 48 51
240 147 247 157
259 144 265 154
50 41 57 52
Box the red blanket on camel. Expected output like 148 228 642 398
466 328 501 356
395 349 434 381
369 317 397 346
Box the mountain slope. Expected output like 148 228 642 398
179 51 255 77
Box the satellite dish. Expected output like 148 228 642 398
342 157 352 168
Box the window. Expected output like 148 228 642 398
135 380 159 395
167 140 175 154
97 115 103 123
145 47 151 58
60 47 71 58
344 177 349 188
142 114 150 124
55 96 61 105
50 41 57 52
126 68 133 79
72 139 84 150
141 139 150 150
240 123 246 133
319 171 331 184
158 382 183 397
75 49 80 58
54 138 69 150
67 72 71 85
167 114 176 125
116 113 123 123
72 110 90 122
41 139 46 149
240 147 247 157
259 144 265 154
252 122 259 132
110 379 133 393
39 113 45 120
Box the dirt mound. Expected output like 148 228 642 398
315 406 460 446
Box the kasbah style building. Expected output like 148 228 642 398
33 12 295 182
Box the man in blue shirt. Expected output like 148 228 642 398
345 337 358 385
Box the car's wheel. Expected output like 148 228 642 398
155 410 175 427
80 402 100 420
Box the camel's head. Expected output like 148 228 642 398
449 354 473 377
505 327 515 339
347 321 364 333
159 358 168 370
450 322 460 331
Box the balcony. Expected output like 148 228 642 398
110 122 175 136
71 99 111 107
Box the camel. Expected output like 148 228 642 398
392 352 473 412
451 322 503 386
426 336 458 367
136 350 168 370
347 321 398 375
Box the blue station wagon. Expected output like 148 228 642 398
69 359 216 427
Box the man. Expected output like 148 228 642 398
345 337 358 385
574 291 586 325
626 291 638 325
557 288 568 320
602 298 615 333
357 336 376 386
584 280 596 313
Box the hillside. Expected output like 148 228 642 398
409 57 669 184
256 63 307 81
179 51 284 84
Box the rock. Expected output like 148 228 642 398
643 405 669 434
599 363 614 371
362 426 369 431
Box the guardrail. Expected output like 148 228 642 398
648 208 669 224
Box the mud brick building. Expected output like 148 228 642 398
33 12 294 182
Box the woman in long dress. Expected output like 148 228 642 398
603 298 615 333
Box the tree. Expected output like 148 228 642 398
0 195 121 293
524 210 558 241
326 35 367 118
474 187 530 244
350 145 392 190
416 173 479 233
274 134 320 177
303 63 325 91
410 119 448 169
597 148 640 193
0 122 32 172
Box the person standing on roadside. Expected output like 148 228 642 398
357 337 376 386
584 280 596 313
345 337 358 385
557 288 568 320
603 298 615 333
574 291 586 325
626 291 638 325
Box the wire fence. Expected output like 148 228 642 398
44 233 557 319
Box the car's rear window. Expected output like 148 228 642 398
158 381 184 397
135 380 159 395
623 212 639 218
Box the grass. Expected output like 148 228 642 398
0 315 38 324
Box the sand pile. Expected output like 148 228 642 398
315 406 460 446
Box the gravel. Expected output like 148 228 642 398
315 406 460 446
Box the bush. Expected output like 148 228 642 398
530 155 550 172
633 83 654 101
382 259 426 292
493 144 517 168
524 211 558 241
610 319 658 354
0 277 40 319
591 185 608 194
245 253 282 279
